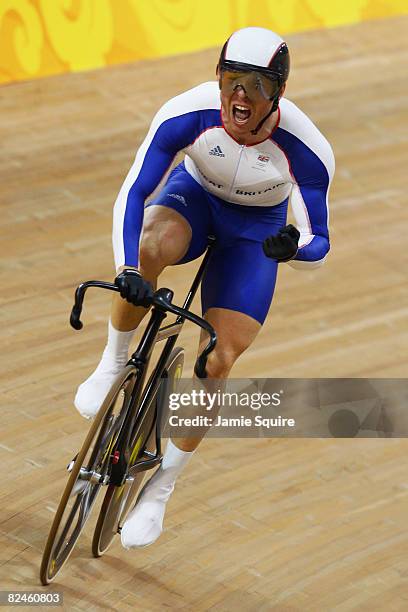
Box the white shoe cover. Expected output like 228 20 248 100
120 481 174 549
74 368 121 419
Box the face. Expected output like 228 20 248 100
218 68 283 143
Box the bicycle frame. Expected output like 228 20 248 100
70 238 217 488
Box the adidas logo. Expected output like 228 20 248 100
209 145 225 157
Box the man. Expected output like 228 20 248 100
75 27 335 549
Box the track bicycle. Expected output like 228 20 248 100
40 239 217 585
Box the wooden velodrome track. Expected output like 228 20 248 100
1 15 408 611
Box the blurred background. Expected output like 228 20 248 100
1 0 407 84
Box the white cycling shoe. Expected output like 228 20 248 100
120 476 174 549
74 364 124 419
120 439 194 549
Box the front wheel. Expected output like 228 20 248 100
40 365 136 585
92 347 184 557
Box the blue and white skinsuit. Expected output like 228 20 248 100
112 82 335 324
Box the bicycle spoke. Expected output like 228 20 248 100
53 496 82 561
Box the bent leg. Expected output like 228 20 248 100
75 205 192 418
174 237 278 450
176 306 262 451
76 160 212 419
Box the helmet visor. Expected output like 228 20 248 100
220 68 280 102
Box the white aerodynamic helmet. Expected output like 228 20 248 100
219 27 290 85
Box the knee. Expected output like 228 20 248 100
138 230 163 276
139 214 191 274
203 329 255 378
205 348 238 378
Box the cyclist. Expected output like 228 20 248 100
74 27 335 549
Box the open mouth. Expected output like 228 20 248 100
232 104 251 125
